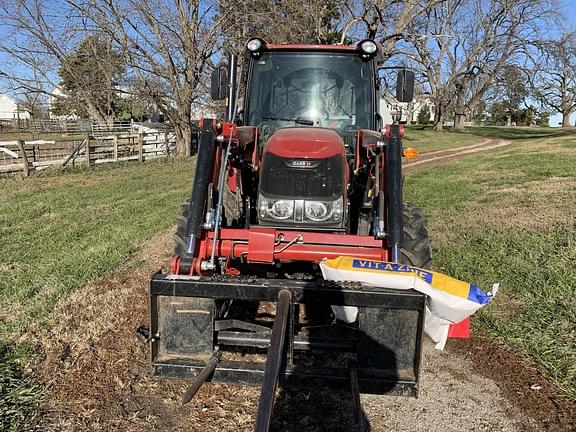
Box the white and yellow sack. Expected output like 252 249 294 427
319 256 498 350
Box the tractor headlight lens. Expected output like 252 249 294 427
259 196 294 220
270 200 294 219
304 201 328 220
258 196 343 223
305 198 343 222
358 39 378 55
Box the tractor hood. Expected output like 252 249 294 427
263 127 345 159
257 127 347 228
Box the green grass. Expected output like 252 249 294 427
0 158 196 430
0 343 41 431
403 126 483 152
0 158 195 333
404 129 576 402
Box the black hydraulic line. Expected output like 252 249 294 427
183 120 215 261
349 360 366 432
385 124 403 263
254 289 292 432
181 349 221 405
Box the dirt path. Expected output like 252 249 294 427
23 229 574 432
404 138 512 170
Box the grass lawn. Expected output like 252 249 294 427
0 159 195 333
403 126 484 152
464 125 576 140
405 128 576 402
1 126 574 428
1 158 196 429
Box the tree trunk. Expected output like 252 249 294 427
432 105 444 131
561 111 573 128
85 100 111 126
453 113 466 131
175 121 192 157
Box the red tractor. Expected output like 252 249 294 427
148 38 431 430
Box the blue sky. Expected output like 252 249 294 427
0 1 575 125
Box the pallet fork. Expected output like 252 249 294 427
149 274 425 430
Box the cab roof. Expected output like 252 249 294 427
260 42 384 64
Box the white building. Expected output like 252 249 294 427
380 94 436 125
0 93 31 120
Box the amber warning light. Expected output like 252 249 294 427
402 147 419 158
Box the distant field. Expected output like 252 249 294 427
405 128 576 402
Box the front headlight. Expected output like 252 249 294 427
305 197 343 222
259 196 294 220
258 195 343 224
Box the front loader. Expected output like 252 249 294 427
147 38 435 430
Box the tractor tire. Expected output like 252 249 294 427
222 183 243 227
401 203 432 269
173 184 241 257
173 201 190 257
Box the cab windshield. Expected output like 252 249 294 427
246 52 374 138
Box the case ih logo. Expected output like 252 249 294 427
290 160 316 168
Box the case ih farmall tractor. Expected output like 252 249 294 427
147 38 431 430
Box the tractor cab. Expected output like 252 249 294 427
244 40 380 146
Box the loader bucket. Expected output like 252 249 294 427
149 273 425 397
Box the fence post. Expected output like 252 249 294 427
164 126 170 156
85 134 91 167
138 132 144 162
17 139 30 177
113 135 118 161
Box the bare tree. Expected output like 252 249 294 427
404 0 557 131
0 1 126 126
66 0 220 156
530 32 576 128
218 0 344 51
337 0 445 56
0 0 220 156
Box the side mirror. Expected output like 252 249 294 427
396 69 415 103
210 65 229 100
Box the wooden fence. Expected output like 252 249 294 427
0 130 176 176
0 118 133 135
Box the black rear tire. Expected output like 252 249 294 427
173 201 190 257
401 203 432 269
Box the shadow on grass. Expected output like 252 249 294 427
404 124 576 140
463 126 576 140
